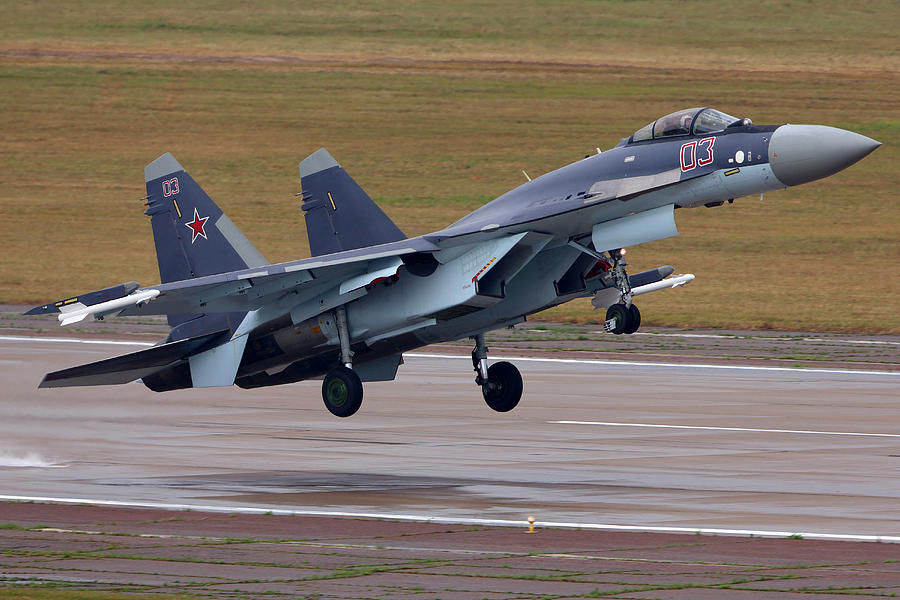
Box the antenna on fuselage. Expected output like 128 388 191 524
522 170 532 182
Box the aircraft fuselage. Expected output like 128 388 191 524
32 108 880 416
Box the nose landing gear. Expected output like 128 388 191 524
570 240 644 336
603 248 641 335
472 333 523 412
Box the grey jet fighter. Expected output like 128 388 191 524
28 108 880 416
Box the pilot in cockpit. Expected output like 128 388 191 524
626 108 746 145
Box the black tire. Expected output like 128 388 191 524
482 361 523 412
624 304 641 334
605 303 630 335
322 366 363 417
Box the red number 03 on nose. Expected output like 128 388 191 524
680 137 715 172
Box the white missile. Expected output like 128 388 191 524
57 289 160 326
632 273 695 296
591 273 695 311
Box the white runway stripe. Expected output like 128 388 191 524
1 494 897 543
552 420 900 438
2 335 897 376
0 335 154 347
627 332 900 346
408 352 900 376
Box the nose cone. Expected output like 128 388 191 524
769 124 880 187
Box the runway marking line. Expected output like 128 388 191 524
408 352 899 376
3 334 897 376
0 335 154 347
627 332 900 346
1 494 898 544
552 420 900 438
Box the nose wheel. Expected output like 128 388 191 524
482 361 523 412
605 302 641 334
471 334 523 412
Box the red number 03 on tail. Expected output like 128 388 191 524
161 178 180 197
680 137 715 172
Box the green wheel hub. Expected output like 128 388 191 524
326 378 348 407
321 366 364 417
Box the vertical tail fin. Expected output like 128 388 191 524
144 153 268 283
299 149 406 257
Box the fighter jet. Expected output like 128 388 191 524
27 108 880 416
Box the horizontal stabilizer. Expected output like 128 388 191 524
39 329 228 388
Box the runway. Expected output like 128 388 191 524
1 335 898 539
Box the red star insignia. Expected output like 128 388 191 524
185 207 209 243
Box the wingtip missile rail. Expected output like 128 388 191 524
25 284 160 327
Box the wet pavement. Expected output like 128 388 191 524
0 327 898 597
0 335 897 535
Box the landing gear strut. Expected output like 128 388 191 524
472 334 523 412
603 248 641 335
322 305 363 417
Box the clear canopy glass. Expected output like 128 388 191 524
653 108 700 138
693 108 740 134
629 108 740 142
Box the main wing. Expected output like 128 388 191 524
25 235 444 328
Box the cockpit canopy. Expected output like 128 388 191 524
630 108 746 143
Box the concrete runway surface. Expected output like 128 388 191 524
3 503 899 599
1 335 898 540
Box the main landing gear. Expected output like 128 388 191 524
472 333 523 412
322 365 363 418
322 305 363 417
603 248 641 335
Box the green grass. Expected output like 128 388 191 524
1 1 895 72
0 590 199 600
1 1 898 332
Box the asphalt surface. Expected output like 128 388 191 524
0 332 898 597
1 333 898 533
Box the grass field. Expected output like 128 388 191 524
0 591 195 600
1 1 897 332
